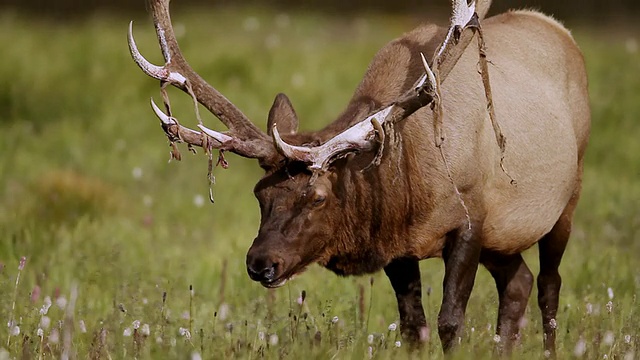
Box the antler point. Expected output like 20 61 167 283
150 98 174 125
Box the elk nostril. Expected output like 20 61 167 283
247 265 260 280
247 261 278 282
262 266 276 281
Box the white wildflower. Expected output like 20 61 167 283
275 14 290 29
331 316 339 324
143 195 153 207
193 194 205 208
420 326 430 342
574 337 587 357
36 328 44 337
586 303 593 315
624 334 632 344
78 320 87 333
258 332 265 341
544 350 552 358
40 296 52 315
604 331 615 346
367 334 374 344
132 167 143 179
388 323 397 331
269 334 279 346
606 301 613 314
265 34 281 49
607 287 614 300
367 346 373 359
218 303 230 321
155 336 163 344
549 318 557 330
493 334 501 343
115 139 126 151
394 340 401 348
10 326 20 336
179 327 191 339
49 329 59 344
182 311 190 320
56 296 67 310
141 324 150 337
242 17 260 32
40 316 51 329
191 352 202 360
518 317 529 329
123 327 133 337
132 320 141 330
291 73 305 89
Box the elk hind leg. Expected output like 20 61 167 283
537 218 572 357
537 187 580 357
482 252 533 354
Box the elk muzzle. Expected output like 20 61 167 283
246 242 288 288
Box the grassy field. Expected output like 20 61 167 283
0 5 638 359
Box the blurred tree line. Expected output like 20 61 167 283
0 0 637 20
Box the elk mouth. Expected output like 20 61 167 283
260 277 289 288
259 270 303 289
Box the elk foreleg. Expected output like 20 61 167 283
384 257 429 346
438 226 482 352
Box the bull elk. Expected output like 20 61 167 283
128 0 590 355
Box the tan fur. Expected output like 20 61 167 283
317 10 590 261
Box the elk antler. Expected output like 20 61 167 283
272 0 484 171
128 0 276 161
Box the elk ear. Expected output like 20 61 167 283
267 93 299 136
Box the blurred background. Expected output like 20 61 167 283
1 0 639 20
0 0 638 358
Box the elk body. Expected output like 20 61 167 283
129 0 590 355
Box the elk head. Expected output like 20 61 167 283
129 0 484 288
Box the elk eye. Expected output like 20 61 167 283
312 194 326 207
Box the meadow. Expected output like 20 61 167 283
0 5 638 359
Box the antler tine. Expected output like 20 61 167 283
130 0 276 161
128 22 187 85
150 98 272 160
272 107 394 170
273 0 484 170
151 99 233 148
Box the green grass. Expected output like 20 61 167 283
0 6 638 359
